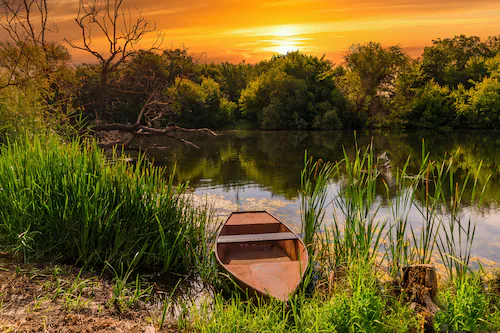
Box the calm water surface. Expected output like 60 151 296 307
134 130 500 266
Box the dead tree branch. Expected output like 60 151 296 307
64 0 164 121
0 0 54 46
0 0 61 89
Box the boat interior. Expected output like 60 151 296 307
216 212 308 301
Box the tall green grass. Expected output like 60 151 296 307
383 155 414 277
334 143 386 265
407 146 489 281
300 151 337 283
300 151 337 250
0 134 211 276
434 155 489 281
434 273 496 332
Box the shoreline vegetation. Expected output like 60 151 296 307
1 0 500 331
1 133 500 332
3 25 500 147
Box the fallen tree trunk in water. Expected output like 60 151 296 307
91 124 219 149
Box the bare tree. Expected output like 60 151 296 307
65 0 218 147
0 0 64 89
0 0 52 46
91 78 218 148
65 0 163 120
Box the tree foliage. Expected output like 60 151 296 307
459 78 500 128
342 42 410 124
421 35 493 88
168 77 236 129
239 52 345 130
406 81 455 129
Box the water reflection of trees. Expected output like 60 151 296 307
135 130 500 207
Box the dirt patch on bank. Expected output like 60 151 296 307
0 256 180 332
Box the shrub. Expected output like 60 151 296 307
0 86 48 143
465 77 500 128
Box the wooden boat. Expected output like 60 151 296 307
215 211 309 302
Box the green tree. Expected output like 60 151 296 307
161 48 200 84
239 52 345 130
421 35 491 88
342 42 410 124
168 77 236 129
460 77 500 128
240 68 309 129
201 61 255 102
406 81 455 128
485 34 500 54
485 54 500 79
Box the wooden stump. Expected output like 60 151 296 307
402 264 440 332
402 264 439 314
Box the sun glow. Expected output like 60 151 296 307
273 25 300 37
270 38 297 54
270 25 302 54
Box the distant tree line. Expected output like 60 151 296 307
78 34 500 131
2 0 500 146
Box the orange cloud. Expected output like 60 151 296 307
2 0 500 64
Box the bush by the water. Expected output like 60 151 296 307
0 134 210 275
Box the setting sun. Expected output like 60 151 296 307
273 25 300 38
270 25 302 54
273 39 300 54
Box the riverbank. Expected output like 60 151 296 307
2 134 500 331
3 255 500 332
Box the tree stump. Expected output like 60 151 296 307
402 264 439 314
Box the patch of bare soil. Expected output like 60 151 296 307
0 255 179 333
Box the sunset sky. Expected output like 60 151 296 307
12 0 500 64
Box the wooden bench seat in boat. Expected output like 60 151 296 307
221 211 284 235
217 232 297 244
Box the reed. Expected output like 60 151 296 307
383 141 435 277
383 156 414 277
299 151 337 288
299 138 491 282
325 143 386 268
431 153 490 281
0 134 211 276
299 151 337 251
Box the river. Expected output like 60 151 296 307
132 130 500 266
